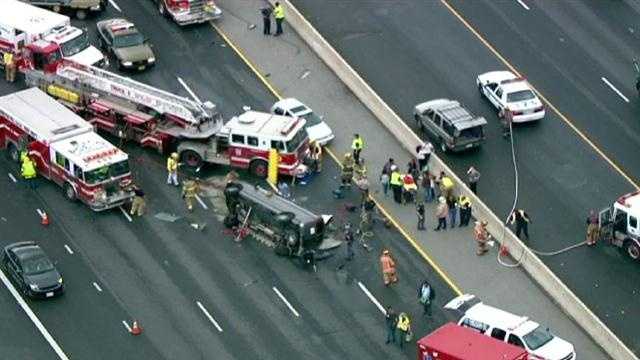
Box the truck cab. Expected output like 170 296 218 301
599 191 640 260
43 26 106 67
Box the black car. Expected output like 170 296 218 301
2 242 64 299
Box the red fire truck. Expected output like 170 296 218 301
0 88 134 211
17 47 310 177
417 323 530 360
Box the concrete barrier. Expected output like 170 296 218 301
276 1 638 359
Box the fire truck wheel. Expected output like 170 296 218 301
250 160 268 178
6 143 19 163
180 150 203 169
625 240 640 260
76 9 87 20
64 183 77 202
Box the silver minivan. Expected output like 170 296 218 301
414 99 487 153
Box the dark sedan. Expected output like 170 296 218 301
2 242 64 299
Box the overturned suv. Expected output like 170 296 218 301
223 181 331 257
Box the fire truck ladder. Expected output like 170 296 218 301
56 63 217 125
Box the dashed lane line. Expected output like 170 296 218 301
92 282 103 292
601 77 630 103
63 245 74 255
516 0 530 11
196 301 223 332
108 0 121 12
119 206 133 222
0 269 70 360
8 173 16 183
272 286 300 317
194 194 209 210
122 320 132 333
357 281 386 315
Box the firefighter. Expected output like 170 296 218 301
182 178 200 212
380 249 398 286
500 108 512 139
351 133 364 164
586 210 599 246
166 152 179 186
130 186 146 217
341 152 354 188
474 220 490 256
310 140 322 172
354 157 367 178
21 155 37 189
508 209 531 240
3 51 16 83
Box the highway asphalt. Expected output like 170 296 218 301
291 0 640 354
0 1 459 358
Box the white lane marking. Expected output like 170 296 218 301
272 286 300 317
119 206 133 222
0 270 70 360
194 194 208 210
177 77 203 104
8 173 16 183
601 77 630 103
357 281 386 315
63 245 74 255
108 0 121 12
122 320 132 333
196 301 223 332
516 0 530 10
92 282 103 292
36 208 46 218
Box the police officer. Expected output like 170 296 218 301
166 152 179 186
182 178 200 212
3 51 16 83
351 133 364 164
273 2 285 36
261 5 272 35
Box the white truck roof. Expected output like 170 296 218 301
0 0 69 39
0 88 92 144
51 131 128 171
224 111 306 140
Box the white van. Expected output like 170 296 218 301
444 294 576 360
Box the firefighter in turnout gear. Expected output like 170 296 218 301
341 152 355 188
310 140 322 172
167 153 179 186
182 178 200 212
3 52 16 83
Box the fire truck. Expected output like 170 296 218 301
0 0 105 68
16 48 310 177
0 88 134 211
598 191 640 260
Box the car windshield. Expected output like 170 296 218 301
507 90 536 103
522 326 554 350
289 105 309 115
302 112 322 127
84 160 130 185
285 129 307 152
113 33 145 48
60 32 90 57
458 126 483 140
22 255 54 275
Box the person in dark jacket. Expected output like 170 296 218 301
417 280 435 316
261 6 272 35
385 307 398 345
416 202 425 230
508 209 531 240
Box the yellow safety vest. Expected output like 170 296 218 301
390 171 402 186
3 52 13 65
21 159 36 179
352 137 363 150
274 5 285 19
441 176 454 189
459 196 471 207
167 157 178 172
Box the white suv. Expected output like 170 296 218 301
444 294 576 360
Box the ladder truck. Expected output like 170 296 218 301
22 56 311 177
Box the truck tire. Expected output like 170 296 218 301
64 183 77 202
625 240 640 260
180 149 203 169
158 1 167 17
6 143 19 163
76 9 87 20
249 160 268 178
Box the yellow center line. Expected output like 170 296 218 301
211 22 464 296
440 0 639 191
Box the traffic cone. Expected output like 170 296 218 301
40 212 49 226
499 244 510 257
130 320 142 336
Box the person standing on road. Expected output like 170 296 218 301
310 140 323 172
508 209 531 240
166 152 179 186
501 108 513 139
417 142 433 172
438 171 454 199
261 5 272 35
351 133 364 164
182 178 200 212
418 280 435 316
458 195 472 227
446 195 457 228
466 166 480 194
21 155 37 189
273 2 285 36
390 165 403 204
380 249 398 286
416 202 425 230
3 51 16 83
380 158 394 196
586 210 599 246
474 220 490 255
385 307 398 345
130 186 146 217
344 223 355 261
396 312 412 349
341 152 354 188
434 196 448 231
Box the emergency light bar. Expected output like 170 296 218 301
500 77 526 85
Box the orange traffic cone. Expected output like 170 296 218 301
40 212 49 226
499 244 509 257
130 320 142 336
